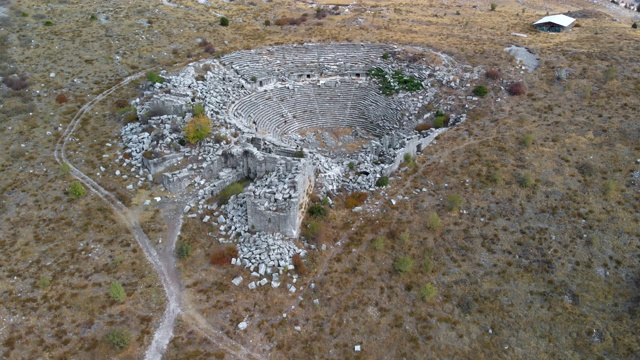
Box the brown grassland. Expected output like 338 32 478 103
0 0 639 358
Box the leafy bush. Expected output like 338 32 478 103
293 150 305 158
485 69 502 80
59 162 72 175
508 81 526 96
146 71 164 84
55 93 69 104
375 176 389 187
184 114 211 144
109 281 126 302
305 221 321 240
394 256 414 273
517 173 534 188
521 134 535 148
44 20 54 26
36 275 52 289
220 17 229 26
217 182 244 205
106 328 131 351
308 204 328 218
633 22 638 29
404 153 413 163
427 213 442 231
382 52 390 60
264 19 271 26
69 181 86 199
210 245 238 266
472 85 488 97
490 3 498 11
420 283 437 302
292 253 307 276
445 194 462 212
177 241 192 259
372 236 385 250
415 122 432 132
345 192 368 209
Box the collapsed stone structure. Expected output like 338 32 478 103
117 43 480 275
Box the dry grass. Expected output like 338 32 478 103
2 0 639 358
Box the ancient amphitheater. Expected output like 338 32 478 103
119 43 480 276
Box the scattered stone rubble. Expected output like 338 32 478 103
116 43 482 288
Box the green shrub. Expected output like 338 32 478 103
399 229 410 244
43 20 54 26
21 12 29 17
264 19 271 26
375 176 389 187
427 213 442 231
348 162 355 170
308 204 328 218
184 114 211 144
110 255 124 268
146 71 164 84
220 17 229 26
490 3 498 11
36 275 52 289
69 181 86 199
404 153 413 163
217 182 244 205
90 14 97 21
632 22 638 29
250 76 257 83
372 236 385 250
382 52 390 60
472 85 489 97
445 194 462 212
177 241 192 259
603 68 617 83
521 133 535 148
109 281 126 302
106 328 131 351
394 256 414 273
424 251 433 273
322 196 329 206
420 283 437 301
293 150 305 158
192 103 205 116
306 221 321 240
517 173 534 188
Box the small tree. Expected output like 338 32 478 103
184 114 211 144
69 181 86 199
109 281 126 302
394 256 414 273
106 328 131 351
490 3 498 11
220 17 229 27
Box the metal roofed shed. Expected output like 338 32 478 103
534 14 576 32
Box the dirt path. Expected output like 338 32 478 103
53 72 261 360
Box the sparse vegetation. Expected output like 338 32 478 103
146 71 165 84
55 93 69 104
375 176 389 187
192 103 205 116
36 275 52 289
69 181 86 199
177 241 192 259
485 69 502 80
521 133 535 148
508 81 527 96
220 17 229 27
59 162 72 175
394 256 414 273
517 173 534 188
427 213 442 231
490 3 498 11
445 194 462 212
372 236 385 250
106 328 131 351
292 253 307 276
602 180 617 198
109 281 126 302
308 204 328 218
472 85 488 97
293 150 305 158
210 245 238 266
345 192 368 209
217 182 244 205
415 122 432 132
419 283 437 301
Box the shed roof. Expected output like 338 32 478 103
534 14 576 27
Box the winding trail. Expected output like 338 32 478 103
53 72 263 359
